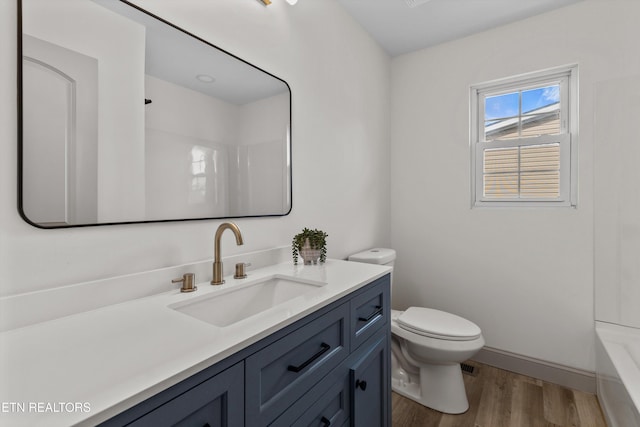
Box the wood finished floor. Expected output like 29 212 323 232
391 361 607 427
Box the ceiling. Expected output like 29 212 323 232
336 0 583 57
93 0 288 104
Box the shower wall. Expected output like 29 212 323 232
594 75 640 328
144 76 237 219
231 93 290 216
144 76 288 219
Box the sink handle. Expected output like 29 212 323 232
172 273 197 293
234 262 251 279
287 342 331 373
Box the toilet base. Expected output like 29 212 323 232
392 363 469 414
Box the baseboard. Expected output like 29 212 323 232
472 346 596 394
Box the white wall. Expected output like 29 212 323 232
594 75 640 329
144 75 239 145
0 0 390 299
22 0 147 223
390 0 640 372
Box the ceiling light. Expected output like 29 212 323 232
260 0 296 6
404 0 431 8
196 74 215 83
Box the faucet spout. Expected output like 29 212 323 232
212 222 244 285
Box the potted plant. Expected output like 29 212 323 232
292 227 328 265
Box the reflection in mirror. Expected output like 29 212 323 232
19 0 291 228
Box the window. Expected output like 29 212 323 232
471 66 577 207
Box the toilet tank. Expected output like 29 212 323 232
348 248 396 266
348 248 396 288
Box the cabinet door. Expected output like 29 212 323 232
350 337 389 427
128 362 244 427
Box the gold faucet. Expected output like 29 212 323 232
211 222 244 285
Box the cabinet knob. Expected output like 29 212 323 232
320 416 331 426
356 379 367 391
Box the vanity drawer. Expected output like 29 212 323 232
271 374 350 427
350 274 390 350
245 302 350 426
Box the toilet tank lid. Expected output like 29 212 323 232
348 248 396 264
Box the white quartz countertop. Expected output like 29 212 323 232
0 259 391 426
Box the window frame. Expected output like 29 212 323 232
470 66 578 208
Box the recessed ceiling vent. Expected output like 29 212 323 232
404 0 432 8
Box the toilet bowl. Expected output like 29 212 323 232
391 308 484 413
348 248 485 414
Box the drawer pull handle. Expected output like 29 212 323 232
356 379 367 391
287 342 331 373
359 305 382 322
321 416 331 426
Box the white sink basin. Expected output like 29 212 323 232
169 275 326 327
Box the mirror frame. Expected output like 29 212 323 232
17 0 292 229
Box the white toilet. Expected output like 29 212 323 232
348 248 485 414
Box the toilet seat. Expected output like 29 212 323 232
396 307 481 341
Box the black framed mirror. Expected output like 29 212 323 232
18 0 292 228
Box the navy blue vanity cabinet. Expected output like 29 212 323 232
100 273 390 427
124 362 244 427
258 275 391 427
